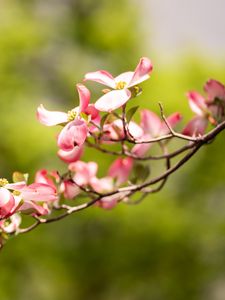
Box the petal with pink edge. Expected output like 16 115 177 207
108 157 133 185
204 79 225 103
20 183 57 202
76 84 90 112
128 57 153 87
37 104 68 126
58 146 83 163
95 89 131 112
0 188 15 218
182 116 208 136
57 119 88 151
84 70 116 89
61 180 80 199
140 110 162 137
160 112 182 135
131 140 152 157
186 92 207 116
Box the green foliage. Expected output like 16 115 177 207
0 1 225 300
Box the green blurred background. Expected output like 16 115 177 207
0 1 225 299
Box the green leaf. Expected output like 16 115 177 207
12 172 29 183
126 106 139 123
100 113 110 129
131 164 150 183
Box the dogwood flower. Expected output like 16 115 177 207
84 57 153 112
183 79 225 136
132 110 182 157
37 84 99 150
108 157 133 186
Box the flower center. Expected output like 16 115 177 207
13 190 21 196
116 81 126 90
0 178 8 187
67 110 77 121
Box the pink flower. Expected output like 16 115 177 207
204 79 225 103
132 110 182 157
37 84 98 150
102 119 143 142
84 57 153 112
183 79 225 136
0 214 21 233
108 157 133 185
69 161 98 186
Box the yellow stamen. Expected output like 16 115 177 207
13 191 21 196
67 110 77 121
0 178 9 187
116 81 126 90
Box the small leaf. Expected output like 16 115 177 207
100 113 110 129
13 172 29 183
126 106 139 123
131 164 150 183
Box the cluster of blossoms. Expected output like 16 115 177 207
1 57 225 248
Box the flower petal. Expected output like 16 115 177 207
0 188 15 218
204 79 225 103
37 104 68 126
114 72 134 85
58 146 83 163
57 119 88 151
95 89 131 112
128 57 153 87
140 110 162 137
20 183 58 202
160 112 182 135
84 70 116 89
76 84 90 112
61 180 80 199
108 157 133 186
182 116 208 136
186 92 207 116
69 161 98 186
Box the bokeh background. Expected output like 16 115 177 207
1 0 225 299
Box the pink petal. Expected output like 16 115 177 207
61 180 80 199
182 116 208 136
76 84 90 112
204 79 225 103
84 70 116 89
128 57 153 87
57 119 88 151
160 112 182 135
19 201 49 216
0 188 15 218
20 183 58 202
95 89 131 112
69 161 98 186
35 169 58 189
84 104 99 120
108 157 133 185
131 136 152 157
90 177 113 193
140 110 162 137
58 146 83 163
37 104 68 126
186 92 207 116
